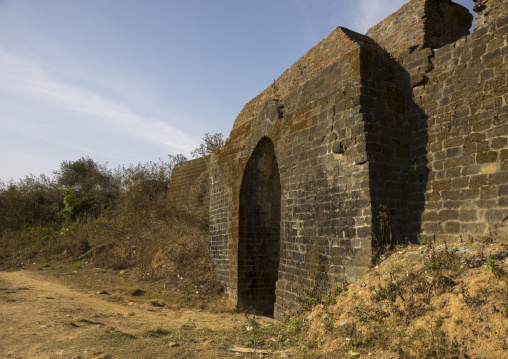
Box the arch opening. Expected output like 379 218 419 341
238 137 281 316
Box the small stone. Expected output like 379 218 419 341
410 73 427 87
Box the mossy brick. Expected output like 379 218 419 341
476 151 498 164
501 149 508 161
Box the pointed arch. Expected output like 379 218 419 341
238 137 281 316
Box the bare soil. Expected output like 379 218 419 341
0 266 275 359
2 240 508 359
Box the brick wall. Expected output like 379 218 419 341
473 0 508 31
167 156 209 213
366 0 472 57
202 0 508 319
209 28 383 319
398 14 508 243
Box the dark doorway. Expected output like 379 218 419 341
238 137 281 316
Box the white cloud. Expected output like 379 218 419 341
0 48 197 155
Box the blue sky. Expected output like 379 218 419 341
0 0 475 182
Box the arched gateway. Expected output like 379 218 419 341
238 137 281 316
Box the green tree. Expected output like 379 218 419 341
54 157 118 220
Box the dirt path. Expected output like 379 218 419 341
0 270 271 358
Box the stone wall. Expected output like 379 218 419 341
167 0 508 320
399 13 508 243
167 156 209 213
209 29 384 318
473 0 508 31
366 0 472 57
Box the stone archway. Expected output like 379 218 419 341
238 137 281 316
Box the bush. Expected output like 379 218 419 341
0 139 222 296
0 174 62 235
55 157 119 220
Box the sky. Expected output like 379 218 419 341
0 0 475 182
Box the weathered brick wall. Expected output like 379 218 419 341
360 48 415 246
167 157 209 213
209 28 384 319
397 14 508 243
200 0 508 320
231 27 379 131
473 0 508 31
366 0 472 57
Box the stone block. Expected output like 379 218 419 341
499 184 508 197
459 209 477 222
489 171 508 185
476 151 498 164
460 222 487 234
444 221 460 234
439 209 459 221
469 174 489 188
459 188 480 200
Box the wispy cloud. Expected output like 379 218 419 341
0 48 197 156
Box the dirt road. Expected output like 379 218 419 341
0 270 268 358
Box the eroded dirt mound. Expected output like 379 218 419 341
302 241 508 358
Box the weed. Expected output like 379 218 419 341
428 261 439 270
70 261 82 270
140 327 171 338
406 165 416 179
487 258 500 276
